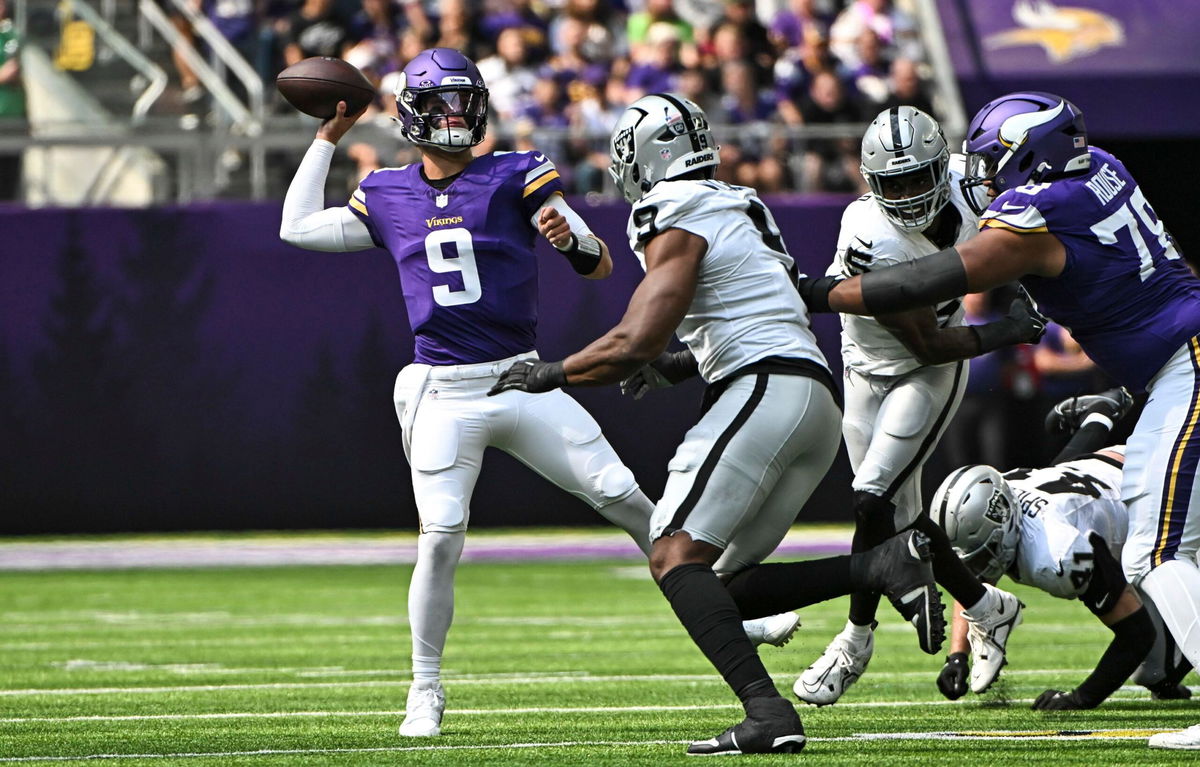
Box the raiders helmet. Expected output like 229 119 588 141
394 48 489 152
932 464 1020 582
860 106 951 231
609 93 719 203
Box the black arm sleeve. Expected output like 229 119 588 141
1072 605 1156 707
859 247 969 314
1052 421 1115 464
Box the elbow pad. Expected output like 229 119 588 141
860 247 968 314
556 234 603 275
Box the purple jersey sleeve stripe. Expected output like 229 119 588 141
523 170 560 198
980 219 1050 233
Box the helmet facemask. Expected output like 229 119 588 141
865 149 950 231
398 85 488 152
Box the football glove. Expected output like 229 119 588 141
620 350 698 400
936 652 969 700
1031 688 1098 711
488 360 567 396
972 285 1047 353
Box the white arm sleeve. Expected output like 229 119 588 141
530 193 595 239
280 140 377 252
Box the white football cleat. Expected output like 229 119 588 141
744 612 801 648
963 584 1023 694
1150 724 1200 750
399 680 445 737
794 622 874 706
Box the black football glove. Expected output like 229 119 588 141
488 360 567 396
973 285 1047 353
1031 688 1098 711
936 652 969 700
620 350 699 400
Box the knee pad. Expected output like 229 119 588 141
591 462 638 508
417 493 468 533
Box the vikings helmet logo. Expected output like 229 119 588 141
986 0 1124 63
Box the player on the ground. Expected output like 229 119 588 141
934 387 1193 708
279 48 797 739
490 92 943 755
798 91 1200 750
796 106 1040 707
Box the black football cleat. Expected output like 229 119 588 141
1149 680 1193 700
1044 386 1134 434
686 697 806 756
865 530 946 655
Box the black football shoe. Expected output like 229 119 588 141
1044 386 1134 433
864 530 945 655
686 697 806 755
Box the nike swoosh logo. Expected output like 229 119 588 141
534 154 547 163
855 237 873 249
1001 202 1024 211
1093 592 1113 612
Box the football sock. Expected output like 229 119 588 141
407 531 465 684
724 557 856 619
658 563 780 703
844 620 874 644
1138 559 1200 670
595 489 654 556
847 491 895 626
909 515 987 608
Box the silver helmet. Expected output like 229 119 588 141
861 106 950 231
932 464 1020 582
609 93 719 204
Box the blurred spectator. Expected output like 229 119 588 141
768 0 830 53
477 27 540 121
343 0 407 85
281 0 352 66
544 15 609 91
1033 322 1105 460
881 57 933 114
718 59 773 124
480 0 550 62
829 0 921 71
0 0 24 201
715 0 773 84
553 0 621 62
433 0 475 56
796 70 867 192
677 66 718 115
625 22 682 100
627 0 693 49
151 0 203 109
848 28 890 108
774 25 841 126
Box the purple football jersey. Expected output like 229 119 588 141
348 151 563 365
980 147 1200 391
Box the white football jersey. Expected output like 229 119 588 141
626 179 828 383
826 156 979 376
1004 452 1128 599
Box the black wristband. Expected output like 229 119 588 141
556 234 603 275
797 275 842 313
971 318 1023 353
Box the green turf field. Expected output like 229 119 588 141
1 534 1197 765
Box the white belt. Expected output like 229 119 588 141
426 351 538 381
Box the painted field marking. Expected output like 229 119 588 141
0 729 1182 763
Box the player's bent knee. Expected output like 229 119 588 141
417 497 468 534
590 463 638 508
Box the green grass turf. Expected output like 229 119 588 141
1 540 1197 765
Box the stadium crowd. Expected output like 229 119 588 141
166 0 936 194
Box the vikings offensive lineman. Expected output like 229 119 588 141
801 91 1200 750
279 48 797 740
491 93 943 754
934 388 1192 709
797 107 1041 707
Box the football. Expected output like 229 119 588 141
275 57 376 119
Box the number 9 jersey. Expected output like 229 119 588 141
348 151 564 366
1002 451 1128 599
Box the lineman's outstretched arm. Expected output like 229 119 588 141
489 227 702 394
802 228 1067 315
280 101 375 252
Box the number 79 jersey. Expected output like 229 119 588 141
979 146 1200 392
348 151 563 366
1002 453 1128 599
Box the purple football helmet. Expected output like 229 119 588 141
394 48 489 152
961 91 1090 214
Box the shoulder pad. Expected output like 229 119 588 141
632 181 705 245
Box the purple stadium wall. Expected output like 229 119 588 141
0 197 863 534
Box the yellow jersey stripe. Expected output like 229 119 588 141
980 219 1049 234
523 170 560 198
348 197 368 216
1154 337 1200 566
